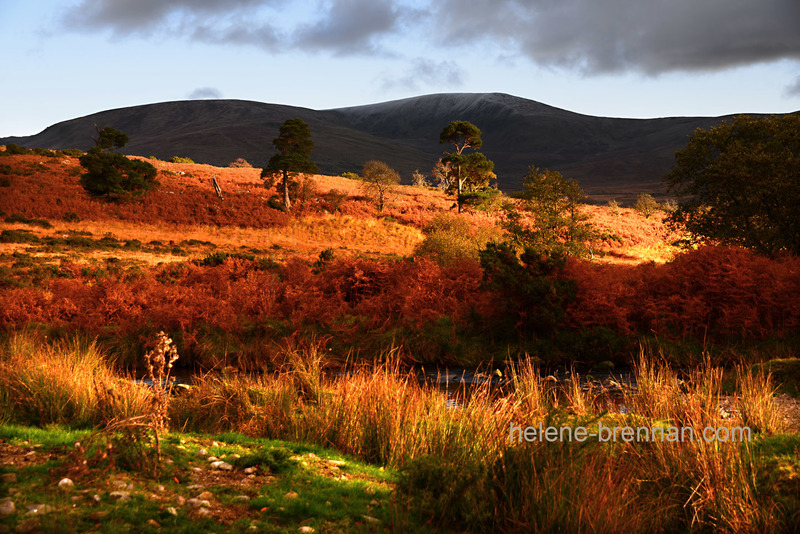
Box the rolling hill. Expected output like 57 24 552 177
0 93 778 202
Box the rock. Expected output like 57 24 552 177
196 491 214 501
243 467 256 475
284 491 299 500
13 518 40 534
0 500 15 517
209 461 233 471
233 495 250 503
196 448 208 457
175 496 186 506
25 504 55 516
206 456 219 462
228 454 241 461
364 487 376 495
155 485 165 493
109 491 131 503
110 480 129 490
362 515 380 524
187 484 203 490
58 478 75 490
146 519 160 528
166 507 178 517
196 507 212 517
299 527 315 533
0 473 17 484
186 498 210 508
92 494 101 503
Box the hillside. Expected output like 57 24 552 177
1 93 774 203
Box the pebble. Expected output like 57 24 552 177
175 496 186 506
196 448 208 457
25 504 55 516
0 500 15 517
13 518 39 534
233 495 250 503
196 507 212 517
109 491 131 503
196 491 214 501
362 515 380 524
228 454 241 461
186 498 211 508
207 456 219 462
210 461 233 471
299 527 315 533
58 478 75 490
243 467 256 474
146 519 160 528
166 507 178 517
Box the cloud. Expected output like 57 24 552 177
62 0 273 37
380 58 464 92
434 0 800 75
293 0 410 55
60 0 414 55
188 87 223 99
785 76 800 97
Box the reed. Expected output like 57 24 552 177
0 331 152 427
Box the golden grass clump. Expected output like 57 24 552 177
0 331 152 427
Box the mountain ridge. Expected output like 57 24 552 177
2 93 790 201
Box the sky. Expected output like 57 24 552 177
2 0 800 138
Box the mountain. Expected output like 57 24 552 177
0 93 775 201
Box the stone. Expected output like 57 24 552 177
196 448 208 457
228 454 241 461
146 519 160 528
0 500 15 517
196 507 212 517
233 495 250 503
175 496 186 506
58 478 75 490
166 507 178 517
362 515 380 524
109 491 131 503
186 498 210 508
243 467 256 475
196 491 214 501
206 456 219 463
25 504 55 516
13 518 40 534
299 527 315 533
210 461 233 471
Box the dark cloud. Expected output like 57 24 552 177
435 0 800 75
62 0 274 36
188 87 223 99
380 58 464 91
293 0 409 55
786 76 800 98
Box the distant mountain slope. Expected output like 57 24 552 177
2 93 783 201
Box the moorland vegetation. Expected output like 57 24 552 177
1 114 799 532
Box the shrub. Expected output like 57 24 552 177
634 193 660 218
228 158 253 168
0 177 10 187
79 129 159 201
169 156 195 164
340 172 360 180
5 214 53 228
61 148 84 157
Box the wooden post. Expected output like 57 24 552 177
211 175 224 200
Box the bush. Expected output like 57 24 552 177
61 148 84 157
634 194 660 218
228 158 253 168
340 172 360 180
4 214 53 228
169 156 195 164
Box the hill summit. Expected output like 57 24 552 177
0 93 762 201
